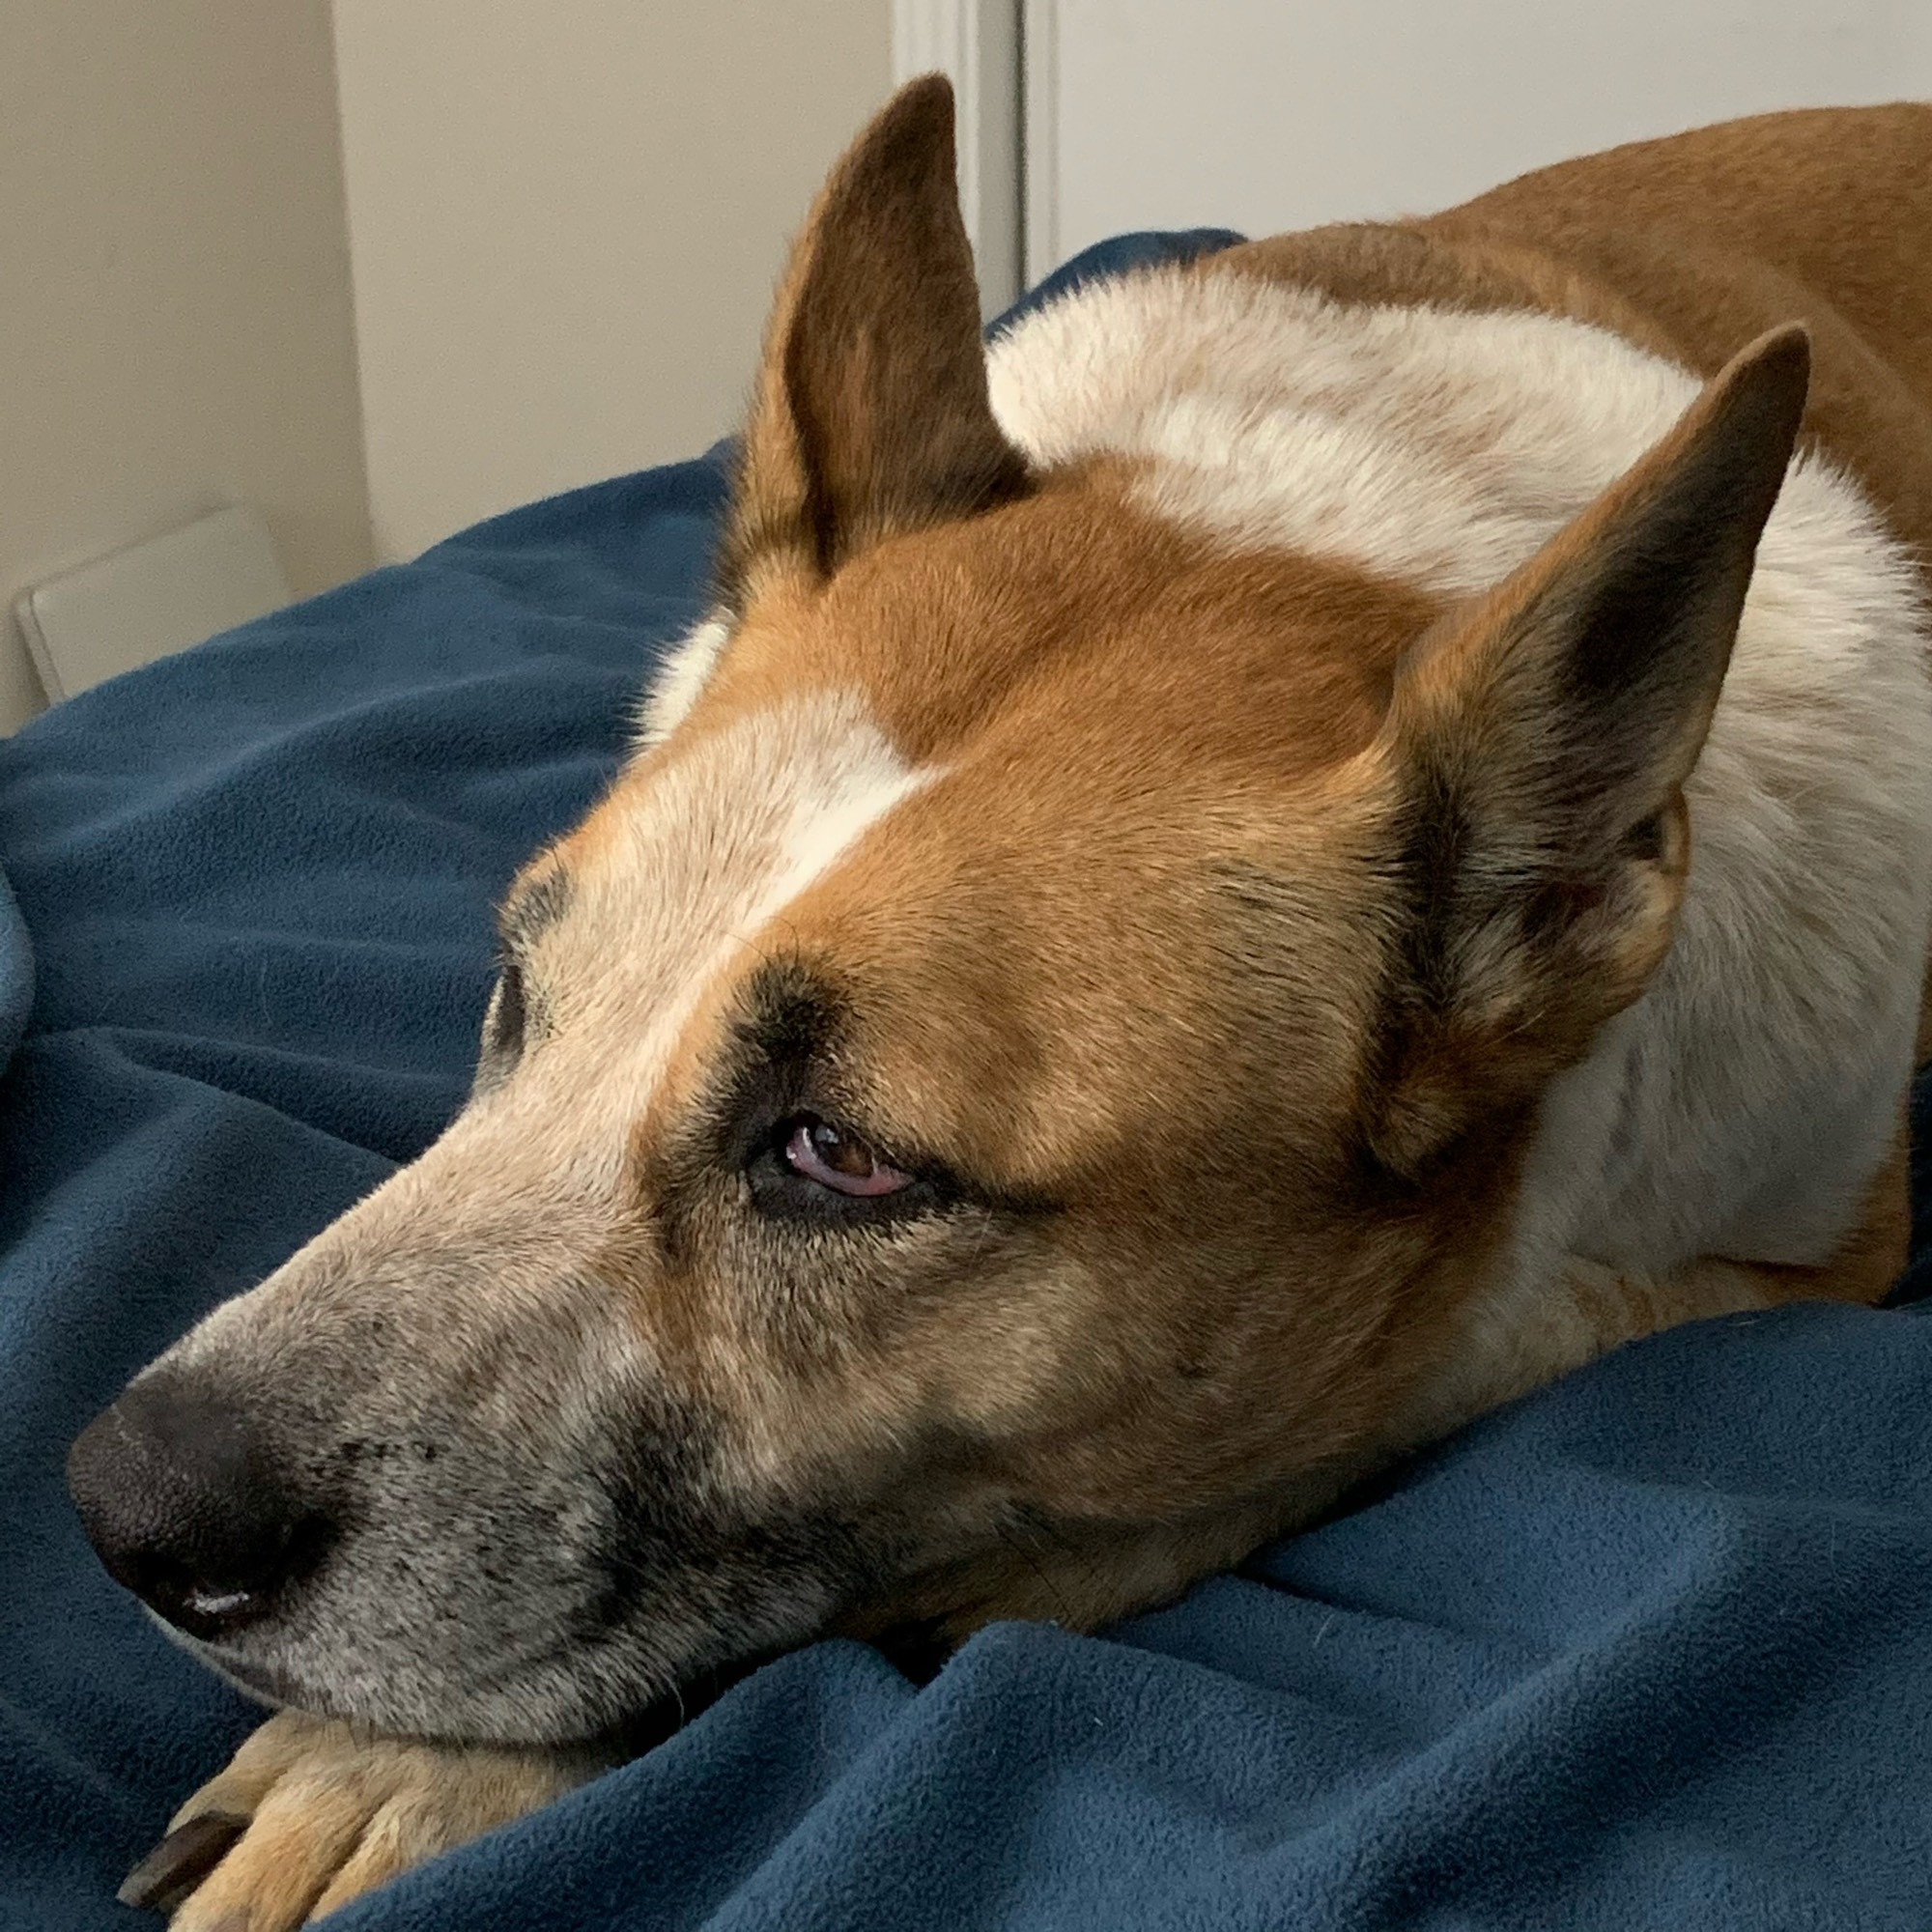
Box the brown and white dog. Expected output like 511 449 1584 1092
71 79 1932 1928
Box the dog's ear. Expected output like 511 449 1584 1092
1366 326 1810 1178
716 74 1029 606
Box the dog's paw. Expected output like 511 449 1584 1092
118 1709 605 1928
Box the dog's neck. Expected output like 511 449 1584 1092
991 263 1932 1288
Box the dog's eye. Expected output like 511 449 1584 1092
781 1117 912 1197
742 1109 947 1225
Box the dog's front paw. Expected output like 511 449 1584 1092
118 1709 606 1928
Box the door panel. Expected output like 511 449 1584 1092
1028 0 1932 278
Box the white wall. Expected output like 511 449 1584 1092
331 0 895 563
0 0 373 732
1033 0 1932 278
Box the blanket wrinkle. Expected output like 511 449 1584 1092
4 233 1931 1931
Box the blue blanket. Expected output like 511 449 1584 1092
5 234 1932 1932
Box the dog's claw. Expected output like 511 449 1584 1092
118 1812 249 1914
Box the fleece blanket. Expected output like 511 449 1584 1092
5 231 1932 1932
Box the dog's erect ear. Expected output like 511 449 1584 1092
717 74 1029 605
1367 326 1810 1176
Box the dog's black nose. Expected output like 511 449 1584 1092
67 1376 322 1640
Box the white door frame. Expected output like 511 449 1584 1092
1019 0 1060 289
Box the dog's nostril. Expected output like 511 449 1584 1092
120 1515 335 1641
123 1554 272 1641
67 1375 328 1640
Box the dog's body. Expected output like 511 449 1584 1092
71 89 1932 1927
981 191 1932 1429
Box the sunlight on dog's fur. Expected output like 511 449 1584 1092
71 78 1932 1928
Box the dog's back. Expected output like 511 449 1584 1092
1228 104 1932 569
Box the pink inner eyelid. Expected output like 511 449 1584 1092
783 1122 912 1196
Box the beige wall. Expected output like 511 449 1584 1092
331 0 894 562
0 1 893 733
0 1 373 732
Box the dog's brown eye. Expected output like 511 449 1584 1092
782 1118 911 1197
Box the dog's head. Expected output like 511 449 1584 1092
69 79 1806 1744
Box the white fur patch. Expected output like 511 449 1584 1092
473 690 939 1198
637 612 733 746
990 271 1709 594
992 266 1932 1277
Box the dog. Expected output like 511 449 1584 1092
69 77 1932 1927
